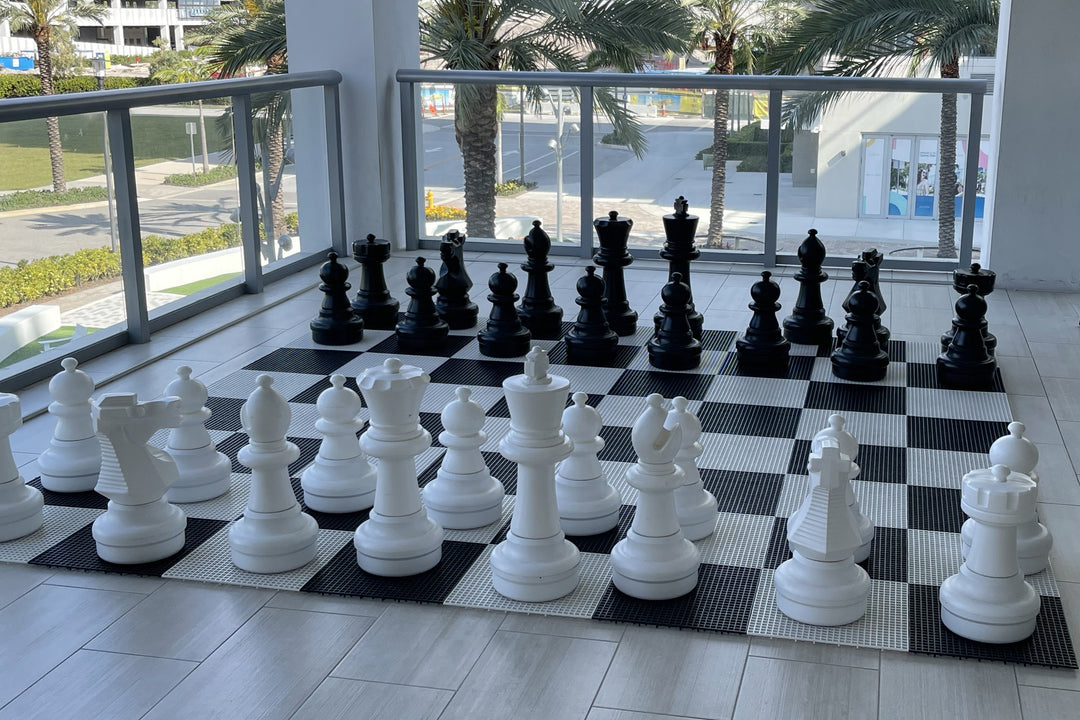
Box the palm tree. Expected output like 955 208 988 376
0 0 107 193
767 0 999 259
151 47 215 174
420 0 694 240
690 0 803 248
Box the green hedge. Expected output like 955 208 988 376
0 186 109 212
0 75 147 100
163 165 238 186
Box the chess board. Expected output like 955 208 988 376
3 321 1076 669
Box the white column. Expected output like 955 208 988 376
984 0 1080 290
285 0 418 248
174 23 183 51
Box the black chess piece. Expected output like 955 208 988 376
310 252 365 346
351 233 400 330
783 229 834 346
518 220 564 339
564 266 619 366
735 271 790 375
837 258 890 347
435 230 478 329
861 248 887 317
648 272 702 371
396 257 448 353
478 263 531 358
593 210 638 336
937 284 997 388
831 280 888 382
654 196 703 339
941 263 997 355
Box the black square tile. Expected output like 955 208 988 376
907 416 1009 453
29 517 228 575
762 516 790 569
300 539 487 604
27 478 107 510
906 362 1006 393
700 329 738 352
205 396 247 431
855 444 907 484
909 585 1077 669
597 425 635 463
565 505 635 554
860 526 906 583
908 485 965 533
546 342 641 369
289 375 367 405
701 469 783 516
786 439 814 476
214 432 249 474
428 358 522 388
367 333 474 358
697 402 800 438
717 352 815 381
418 412 445 448
592 564 761 634
607 369 715 402
244 347 362 375
885 340 906 363
288 477 371 531
805 381 906 415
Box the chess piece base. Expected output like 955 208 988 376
353 301 399 330
961 518 1052 576
301 458 377 513
610 530 700 600
647 341 702 371
939 565 1040 643
556 477 621 536
478 330 531 359
229 508 318 574
38 437 100 492
773 552 870 626
519 311 564 340
490 533 581 602
606 311 638 337
936 356 997 389
0 480 44 541
783 320 834 347
831 353 888 383
422 475 504 530
674 485 719 541
353 508 444 576
564 335 619 367
165 446 232 503
93 499 187 564
439 305 479 330
310 318 364 346
396 325 448 354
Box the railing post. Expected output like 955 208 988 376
323 83 348 256
764 89 782 267
959 91 984 268
400 80 421 250
231 94 264 294
579 86 595 259
106 108 149 344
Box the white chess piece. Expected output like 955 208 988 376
38 358 101 492
773 437 871 626
490 347 581 601
554 392 621 535
811 414 873 562
0 393 44 541
301 374 376 513
91 393 187 563
610 393 700 600
422 386 504 529
961 422 1051 575
229 375 318 573
164 366 232 503
940 464 1041 643
668 396 718 540
354 358 444 576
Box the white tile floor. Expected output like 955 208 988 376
3 253 1080 719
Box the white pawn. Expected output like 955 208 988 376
811 414 873 563
554 392 621 535
301 374 376 513
773 437 871 626
610 393 700 600
961 422 1052 575
0 393 44 541
668 396 718 540
229 375 318 573
164 366 231 503
940 464 1041 643
38 358 100 492
92 393 186 563
490 347 581 602
354 359 444 576
423 386 504 529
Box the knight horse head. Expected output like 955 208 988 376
632 394 682 464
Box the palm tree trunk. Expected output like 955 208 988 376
34 29 66 194
266 108 286 247
706 33 735 248
456 85 498 239
197 99 210 174
937 57 960 259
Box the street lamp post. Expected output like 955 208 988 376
93 56 118 254
547 91 578 243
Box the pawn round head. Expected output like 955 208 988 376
848 280 877 315
490 263 518 294
956 284 988 320
563 391 602 440
989 421 1039 476
662 272 691 306
750 270 780 306
165 365 207 413
442 386 485 436
317 374 361 424
577 265 605 298
407 256 435 289
609 210 619 222
851 259 868 281
367 233 376 244
320 252 348 285
50 357 94 405
971 263 981 274
242 374 292 442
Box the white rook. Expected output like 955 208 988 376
0 393 43 541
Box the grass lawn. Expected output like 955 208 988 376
160 272 241 295
0 325 98 369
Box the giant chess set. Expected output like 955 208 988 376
0 199 1075 668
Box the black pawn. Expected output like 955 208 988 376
564 266 619 366
478 263 531 358
518 220 564 338
593 210 638 336
837 258 889 347
435 230 478 329
648 272 702 371
311 252 364 345
831 280 888 382
396 257 448 353
937 284 997 388
942 263 996 354
655 196 703 339
736 271 790 375
783 229 834 345
351 233 400 329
